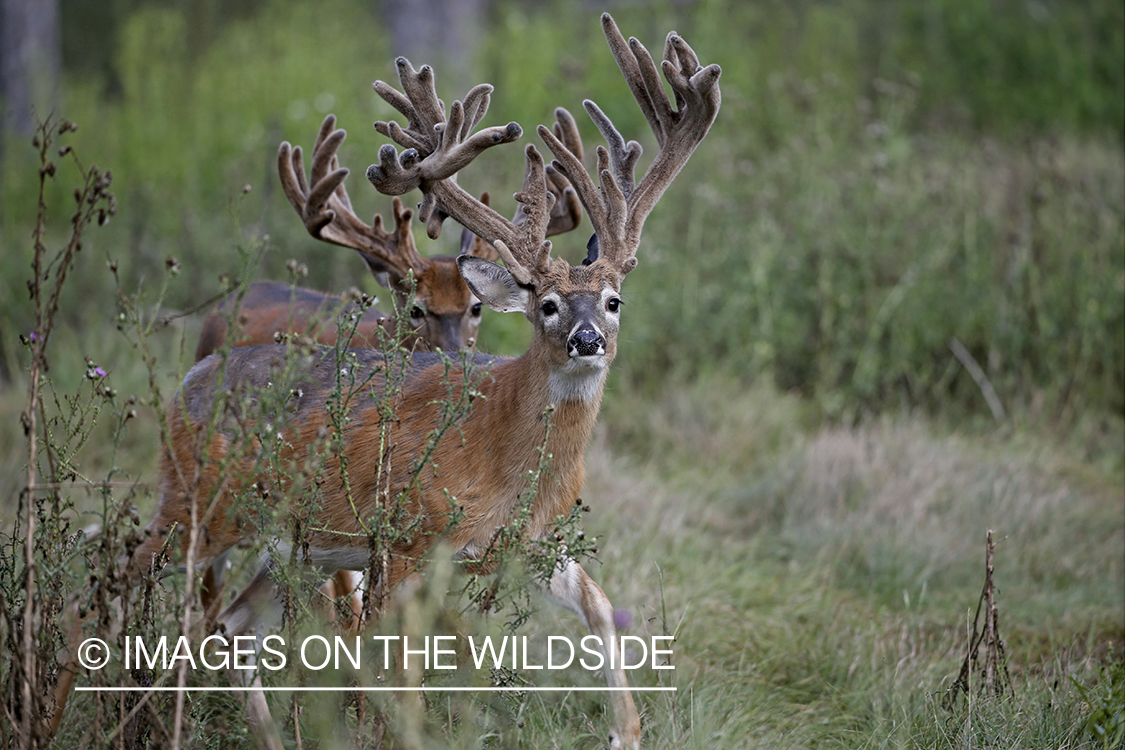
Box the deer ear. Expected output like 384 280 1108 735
457 256 529 314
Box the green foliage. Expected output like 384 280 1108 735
1071 650 1125 749
619 116 1125 423
6 0 1121 421
888 0 1125 136
0 2 1123 746
2 0 395 347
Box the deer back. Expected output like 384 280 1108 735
194 280 399 361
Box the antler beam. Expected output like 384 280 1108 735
279 115 425 280
365 64 585 284
537 13 721 275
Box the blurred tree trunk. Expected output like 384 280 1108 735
382 0 486 91
0 0 61 137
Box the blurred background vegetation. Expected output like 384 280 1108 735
1 0 1122 444
1 2 1122 745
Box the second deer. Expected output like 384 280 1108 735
196 111 584 359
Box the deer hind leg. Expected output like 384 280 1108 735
213 560 286 640
544 557 641 750
316 569 364 631
214 550 370 746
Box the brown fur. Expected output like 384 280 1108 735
195 255 488 361
195 281 394 360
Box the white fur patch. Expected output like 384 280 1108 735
549 358 608 404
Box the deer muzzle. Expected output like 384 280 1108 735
568 328 606 358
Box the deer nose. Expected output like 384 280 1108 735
568 329 605 357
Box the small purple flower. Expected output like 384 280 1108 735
28 332 37 342
613 608 633 631
94 366 107 378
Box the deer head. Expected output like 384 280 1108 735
276 109 586 352
367 13 721 400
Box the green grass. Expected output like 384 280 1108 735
1 0 1123 747
587 379 1123 747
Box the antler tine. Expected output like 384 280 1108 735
542 165 583 237
279 115 425 279
306 128 349 216
551 106 584 164
367 59 523 240
509 109 583 239
308 114 356 214
544 108 584 236
491 144 554 280
582 100 642 200
408 144 554 286
538 13 721 276
459 83 493 141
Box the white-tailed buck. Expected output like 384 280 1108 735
196 111 584 359
195 111 583 616
53 14 719 749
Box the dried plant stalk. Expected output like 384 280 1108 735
944 529 1013 711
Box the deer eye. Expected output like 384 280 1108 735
540 300 558 316
470 303 483 317
410 306 425 320
606 297 621 313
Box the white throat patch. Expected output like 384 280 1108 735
549 359 608 404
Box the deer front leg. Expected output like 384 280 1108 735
544 557 641 750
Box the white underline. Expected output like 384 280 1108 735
77 686 675 693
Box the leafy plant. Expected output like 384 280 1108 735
1071 648 1125 750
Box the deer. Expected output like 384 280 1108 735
195 110 585 618
51 14 720 749
195 110 585 361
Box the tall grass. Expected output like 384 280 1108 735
0 0 1122 747
589 376 1123 748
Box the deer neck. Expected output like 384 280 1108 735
468 338 608 514
487 341 607 436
